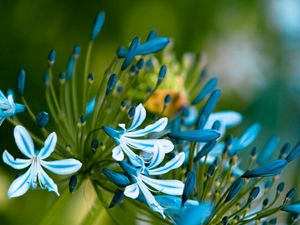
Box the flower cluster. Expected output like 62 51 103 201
0 9 300 225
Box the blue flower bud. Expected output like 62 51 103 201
212 120 221 131
44 72 50 86
280 143 291 159
88 72 94 83
164 94 171 106
194 140 217 161
207 165 215 177
285 188 297 201
17 69 26 96
277 182 285 194
120 100 127 109
225 178 244 202
105 74 117 96
109 189 124 208
73 45 81 57
156 65 167 86
269 218 277 225
36 112 49 128
192 78 218 105
59 72 66 84
136 58 144 70
48 49 56 65
282 201 300 215
90 11 105 41
121 37 140 71
258 136 280 165
169 129 220 143
137 37 169 55
116 47 128 58
80 115 87 123
85 96 96 117
145 58 153 71
242 159 287 178
119 161 138 176
66 56 75 80
263 198 269 207
69 175 77 193
128 106 136 119
286 143 300 163
117 85 123 94
182 172 196 206
102 168 130 187
91 139 99 151
248 186 260 201
251 147 257 158
146 29 158 41
222 216 228 225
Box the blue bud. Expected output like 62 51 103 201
119 161 138 176
222 216 228 225
248 186 260 201
212 120 221 131
59 72 66 83
102 168 130 187
120 100 127 109
169 129 220 143
258 136 280 165
36 112 49 128
147 29 158 41
69 175 77 193
103 126 120 139
121 37 140 71
48 49 56 65
282 201 300 215
88 72 94 83
276 182 285 194
242 159 287 178
156 65 167 86
91 139 99 151
85 96 96 117
136 58 144 70
73 45 81 57
116 47 127 58
286 143 300 162
137 37 169 55
280 143 291 159
109 189 124 208
90 11 105 41
192 78 218 105
106 74 117 96
17 69 26 96
117 85 123 94
263 198 269 207
164 94 171 106
128 106 136 119
285 188 297 201
251 147 257 158
207 165 215 177
182 172 196 206
225 178 244 202
145 58 153 71
80 115 87 123
194 140 217 162
66 56 75 80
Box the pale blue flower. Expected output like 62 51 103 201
120 146 185 217
0 90 25 125
103 104 174 166
2 125 82 198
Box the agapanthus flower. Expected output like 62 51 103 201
103 104 174 166
2 125 82 198
0 90 25 125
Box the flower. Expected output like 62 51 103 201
103 104 174 166
2 125 82 198
119 145 185 217
0 90 25 125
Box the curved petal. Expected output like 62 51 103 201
123 137 174 153
15 104 26 113
2 150 31 170
141 175 184 195
125 118 168 137
112 145 125 161
14 125 35 158
148 152 185 175
124 183 140 199
38 167 59 196
38 132 57 159
148 144 165 169
120 141 143 167
8 167 32 198
41 159 82 175
206 111 242 129
128 104 146 131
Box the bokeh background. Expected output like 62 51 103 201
0 0 300 224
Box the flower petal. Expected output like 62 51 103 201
148 143 165 169
148 152 185 175
112 145 125 161
41 159 82 175
124 183 140 199
123 137 174 153
14 125 35 158
38 167 59 196
126 118 168 137
38 132 57 159
8 167 32 198
2 150 31 170
128 104 146 131
141 175 184 195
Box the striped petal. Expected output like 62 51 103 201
141 175 184 195
8 167 32 198
123 137 173 153
124 183 139 199
128 104 146 131
41 159 82 175
14 125 35 158
148 143 165 169
38 132 57 159
112 145 125 161
2 150 31 170
38 167 59 196
148 152 185 175
125 118 168 137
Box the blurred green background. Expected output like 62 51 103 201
0 0 300 224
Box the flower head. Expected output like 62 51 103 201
2 125 82 198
